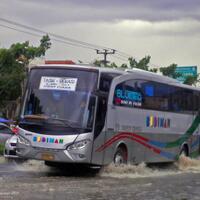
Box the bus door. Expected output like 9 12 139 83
91 95 108 165
91 73 121 165
103 73 146 164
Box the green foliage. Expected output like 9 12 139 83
93 55 198 86
183 74 199 85
93 59 102 67
120 63 128 69
159 64 181 79
0 35 51 111
128 56 151 71
93 55 156 72
159 64 199 85
109 62 118 68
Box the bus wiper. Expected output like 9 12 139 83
19 120 44 126
46 117 83 129
23 114 49 120
23 115 86 130
21 114 48 125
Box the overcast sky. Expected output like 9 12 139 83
1 0 200 69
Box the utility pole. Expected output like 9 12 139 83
96 49 116 67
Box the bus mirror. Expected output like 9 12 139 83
93 90 108 98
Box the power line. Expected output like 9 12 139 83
116 51 132 58
0 18 161 68
0 24 96 50
112 54 129 62
0 18 111 51
115 52 130 60
0 18 133 62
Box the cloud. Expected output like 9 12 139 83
40 18 200 67
1 0 200 70
117 19 200 37
1 0 200 27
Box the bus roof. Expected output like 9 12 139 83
125 68 200 91
30 64 200 92
30 64 126 74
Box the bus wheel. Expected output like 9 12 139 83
180 145 188 157
114 146 127 165
44 161 60 167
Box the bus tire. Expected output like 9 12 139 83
114 146 128 165
180 145 188 157
44 161 60 167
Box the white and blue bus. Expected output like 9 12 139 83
16 64 200 167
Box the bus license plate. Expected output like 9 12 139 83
41 153 54 161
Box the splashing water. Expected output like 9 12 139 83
13 159 48 172
176 155 200 172
1 155 200 178
101 163 179 178
101 156 200 178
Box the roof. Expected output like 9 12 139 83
45 60 75 65
29 64 200 91
30 64 126 74
125 68 200 91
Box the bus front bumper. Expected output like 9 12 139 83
16 144 91 163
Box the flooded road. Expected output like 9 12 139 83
0 156 200 200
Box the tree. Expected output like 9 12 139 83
159 64 199 86
129 56 150 71
0 35 51 118
93 55 158 72
183 74 200 86
94 55 198 86
159 64 181 79
93 59 102 67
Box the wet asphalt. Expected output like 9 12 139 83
0 157 200 200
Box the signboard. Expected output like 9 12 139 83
175 66 197 82
39 76 77 91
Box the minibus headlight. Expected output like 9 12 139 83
18 136 30 146
67 139 91 150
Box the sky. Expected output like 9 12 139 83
1 0 200 70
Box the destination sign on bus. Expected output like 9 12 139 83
39 76 78 91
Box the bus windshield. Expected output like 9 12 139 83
22 67 98 130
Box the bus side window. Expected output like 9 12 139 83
113 80 143 108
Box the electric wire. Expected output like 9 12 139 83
0 18 161 68
0 18 111 51
0 23 96 50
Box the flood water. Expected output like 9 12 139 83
0 156 200 200
8 155 200 178
103 155 200 178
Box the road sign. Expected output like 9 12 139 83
175 66 197 82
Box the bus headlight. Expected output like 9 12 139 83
67 139 91 151
18 136 30 146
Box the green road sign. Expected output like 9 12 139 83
175 66 197 82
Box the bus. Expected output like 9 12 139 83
16 64 200 168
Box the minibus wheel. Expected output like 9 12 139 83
114 146 127 165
